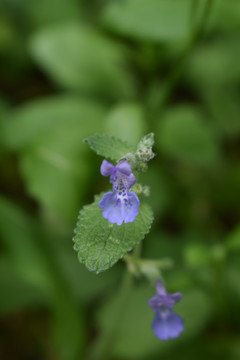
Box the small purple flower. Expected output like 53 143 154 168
148 281 184 341
98 160 140 225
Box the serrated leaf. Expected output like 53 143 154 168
73 194 153 273
84 133 135 161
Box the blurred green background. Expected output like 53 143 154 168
0 0 240 359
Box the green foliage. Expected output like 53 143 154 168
0 196 53 289
157 105 220 166
226 225 240 252
0 0 240 358
3 96 107 223
84 133 135 161
0 257 47 315
105 103 146 146
184 243 212 267
102 0 191 41
30 23 135 99
0 197 85 360
73 194 153 273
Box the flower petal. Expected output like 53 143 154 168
148 295 165 311
100 160 115 177
116 160 132 176
169 292 182 304
98 191 140 226
128 173 136 188
156 281 167 296
121 192 140 223
152 311 184 341
98 192 124 225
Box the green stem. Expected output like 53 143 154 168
87 245 142 360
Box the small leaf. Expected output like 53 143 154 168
73 194 153 273
84 133 135 161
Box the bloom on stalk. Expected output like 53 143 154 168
148 281 184 341
98 160 140 225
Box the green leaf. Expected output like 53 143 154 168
102 0 191 42
105 103 146 146
73 194 153 273
157 105 220 166
29 23 135 99
3 96 107 223
84 133 135 161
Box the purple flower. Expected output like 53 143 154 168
98 160 140 225
148 281 184 341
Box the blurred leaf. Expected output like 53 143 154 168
0 196 53 290
51 289 85 360
210 0 240 32
102 0 191 42
24 0 83 28
226 225 240 252
0 257 48 315
184 243 212 267
200 88 240 137
3 96 106 149
0 196 86 360
45 219 121 302
157 105 220 166
0 98 9 161
3 96 107 223
105 103 147 146
73 193 153 273
139 164 171 218
188 36 240 88
97 284 212 359
84 133 134 161
30 23 135 99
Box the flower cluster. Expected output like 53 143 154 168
136 132 155 162
98 160 140 225
148 281 184 340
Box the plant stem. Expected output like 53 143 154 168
87 245 142 360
